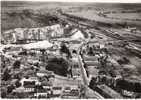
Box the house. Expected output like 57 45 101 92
95 84 123 98
63 86 71 93
70 29 85 40
72 68 81 79
3 24 64 44
41 81 52 89
121 90 135 97
34 93 48 98
71 56 79 63
69 43 82 53
24 85 35 92
29 77 39 82
14 28 27 40
12 86 25 93
125 26 137 33
11 79 18 85
85 60 99 66
70 85 79 90
34 89 48 98
36 70 54 77
50 24 64 37
3 29 16 43
52 86 62 96
20 77 39 86
116 79 141 93
1 81 10 86
23 81 35 92
70 89 80 96
38 28 47 40
23 40 53 50
62 85 80 99
61 95 79 99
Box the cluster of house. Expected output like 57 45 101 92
0 40 83 98
3 24 64 44
1 22 90 99
10 69 79 98
12 70 81 98
83 42 141 98
11 70 54 98
124 26 141 33
90 74 141 98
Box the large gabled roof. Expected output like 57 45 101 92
22 40 53 50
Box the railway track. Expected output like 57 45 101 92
60 12 141 58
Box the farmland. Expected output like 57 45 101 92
107 13 141 20
2 2 141 32
65 4 141 29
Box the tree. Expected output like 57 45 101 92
1 89 7 98
18 49 27 55
99 54 108 68
15 80 21 88
89 77 97 89
22 9 31 17
17 92 27 98
117 57 130 64
13 73 21 80
46 58 69 76
88 47 94 56
2 68 11 81
60 43 71 58
13 60 21 69
40 49 47 62
7 85 15 94
72 50 77 54
79 84 86 98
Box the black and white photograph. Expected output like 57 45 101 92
1 0 141 99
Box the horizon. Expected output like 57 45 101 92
1 0 141 3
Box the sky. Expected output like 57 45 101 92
1 0 141 3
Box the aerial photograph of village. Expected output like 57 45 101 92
1 0 141 99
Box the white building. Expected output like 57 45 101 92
20 77 39 86
24 86 35 92
36 70 54 77
52 86 62 95
34 92 48 97
70 29 85 40
50 24 64 37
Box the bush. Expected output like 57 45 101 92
13 60 21 69
60 43 71 58
2 68 11 81
22 9 32 17
7 85 15 94
15 80 21 88
1 91 7 98
117 57 130 64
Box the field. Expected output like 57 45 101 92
1 1 68 32
65 5 141 29
107 13 141 20
2 1 141 32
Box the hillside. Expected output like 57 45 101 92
2 1 141 32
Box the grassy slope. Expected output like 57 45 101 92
1 1 63 32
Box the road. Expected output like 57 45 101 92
78 55 89 86
77 41 104 99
